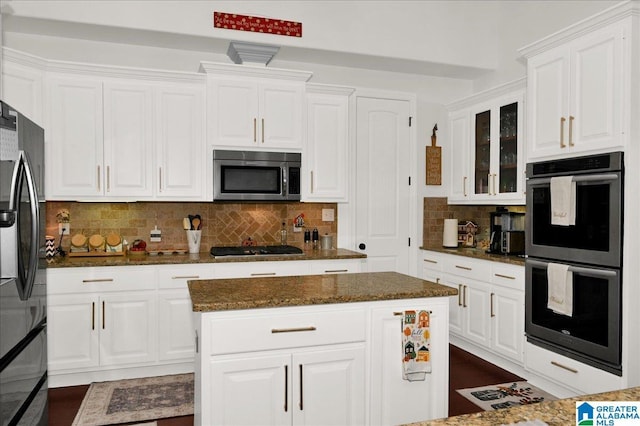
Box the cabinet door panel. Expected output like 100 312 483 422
47 294 99 371
463 280 491 348
157 290 195 361
103 83 153 197
448 111 470 202
156 86 205 199
491 287 524 362
209 354 290 426
293 347 365 426
99 292 156 366
260 83 303 149
211 79 258 147
48 76 104 198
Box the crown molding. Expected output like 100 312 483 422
306 83 355 96
199 61 313 82
446 77 526 111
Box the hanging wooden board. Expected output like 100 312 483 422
426 124 441 185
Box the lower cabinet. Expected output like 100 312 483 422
209 347 365 426
196 297 450 426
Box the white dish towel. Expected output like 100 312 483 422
547 263 573 317
550 176 576 226
402 310 432 381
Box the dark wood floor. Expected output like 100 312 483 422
48 345 522 425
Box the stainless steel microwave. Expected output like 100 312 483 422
213 150 301 201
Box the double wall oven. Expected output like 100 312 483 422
525 152 623 375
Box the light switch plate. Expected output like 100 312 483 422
322 209 335 222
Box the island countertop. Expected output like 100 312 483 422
410 386 640 425
188 271 458 312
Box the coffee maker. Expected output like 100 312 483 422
488 208 525 255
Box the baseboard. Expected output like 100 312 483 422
49 362 194 388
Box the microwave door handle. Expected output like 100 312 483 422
15 152 40 301
282 166 288 197
528 174 619 185
527 259 617 278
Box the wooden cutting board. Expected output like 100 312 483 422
426 125 441 185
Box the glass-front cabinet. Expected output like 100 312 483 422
469 92 524 203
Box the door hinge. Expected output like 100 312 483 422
409 116 413 127
408 176 411 186
408 237 411 247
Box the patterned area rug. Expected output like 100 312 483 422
456 381 557 411
72 374 193 425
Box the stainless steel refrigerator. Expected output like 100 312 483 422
0 101 47 426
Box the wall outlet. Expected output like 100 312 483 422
322 208 335 222
58 222 70 235
150 226 162 243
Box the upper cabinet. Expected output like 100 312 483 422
447 79 525 205
45 69 206 201
303 84 353 202
200 62 312 151
1 50 46 125
520 16 629 161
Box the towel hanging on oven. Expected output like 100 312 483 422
402 310 432 381
547 263 573 317
550 176 576 226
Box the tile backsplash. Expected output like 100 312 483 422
46 201 338 252
422 197 525 248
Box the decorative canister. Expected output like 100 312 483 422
320 234 333 250
45 235 56 258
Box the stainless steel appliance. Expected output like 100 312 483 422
210 245 303 258
525 151 623 375
0 101 47 425
213 150 301 201
487 209 525 255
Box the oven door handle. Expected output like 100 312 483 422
528 173 618 185
527 259 618 278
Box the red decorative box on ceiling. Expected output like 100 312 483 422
214 12 302 37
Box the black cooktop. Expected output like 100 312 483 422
210 245 304 257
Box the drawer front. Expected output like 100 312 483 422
207 308 366 355
308 259 362 275
525 343 623 395
421 251 444 272
47 266 156 294
157 264 215 289
443 255 490 280
490 263 525 290
214 261 307 279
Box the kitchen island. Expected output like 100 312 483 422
188 271 458 426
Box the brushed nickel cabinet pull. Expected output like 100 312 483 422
251 272 276 276
423 258 438 264
487 173 492 195
82 278 114 283
106 166 111 192
171 275 200 279
92 302 95 330
458 284 463 307
299 364 304 410
284 365 288 412
310 171 314 193
97 165 101 192
261 118 265 143
560 117 567 148
551 361 578 373
569 115 575 146
490 293 495 317
253 118 257 143
455 265 472 271
159 167 163 192
271 326 317 334
463 176 468 197
102 301 105 329
324 269 348 273
494 273 515 280
463 285 467 308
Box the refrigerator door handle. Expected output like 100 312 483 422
13 152 40 301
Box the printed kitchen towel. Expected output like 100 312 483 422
402 310 432 381
547 263 573 317
550 176 576 226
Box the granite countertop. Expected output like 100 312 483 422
45 248 366 268
421 245 525 266
187 271 458 312
411 386 640 425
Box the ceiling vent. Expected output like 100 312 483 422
227 42 280 67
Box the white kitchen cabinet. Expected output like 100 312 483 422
47 74 104 199
1 52 45 125
303 84 353 202
213 260 307 279
197 305 366 426
422 250 525 365
446 80 525 205
369 299 449 425
156 264 214 362
201 62 312 151
523 19 627 160
46 70 206 201
307 258 362 275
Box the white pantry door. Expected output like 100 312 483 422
356 97 411 273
